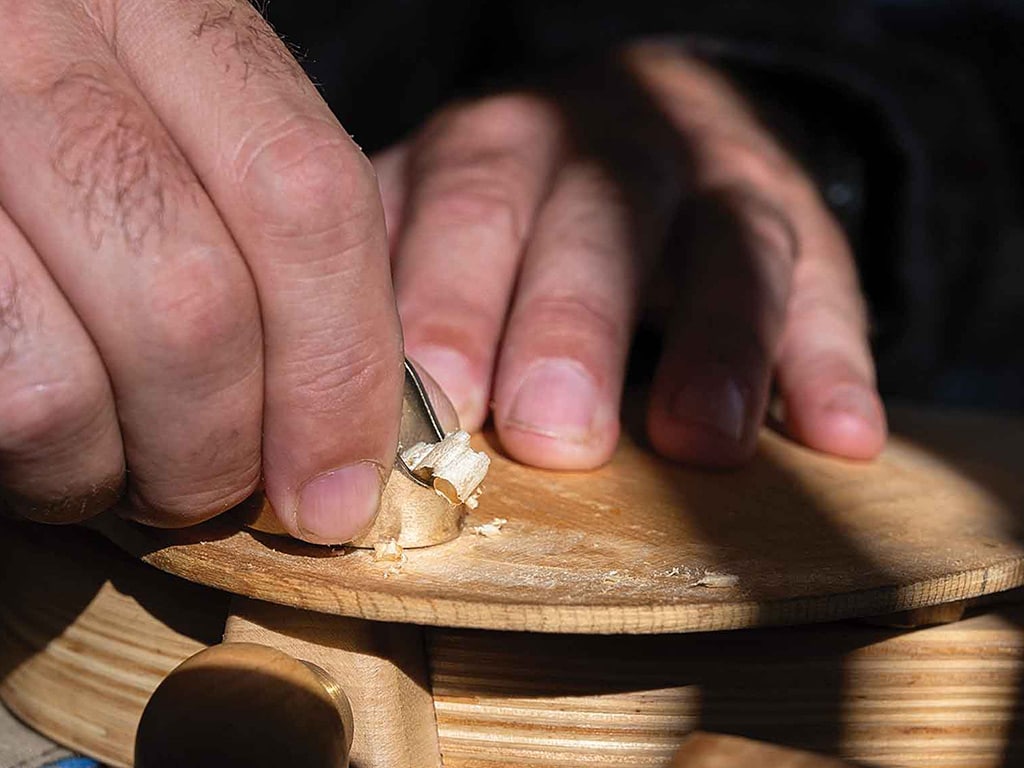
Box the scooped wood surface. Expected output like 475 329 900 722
95 405 1024 634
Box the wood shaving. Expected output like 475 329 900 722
693 571 739 588
401 430 490 505
373 539 405 563
658 566 739 588
469 517 507 537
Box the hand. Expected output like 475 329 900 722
0 0 402 543
377 43 886 469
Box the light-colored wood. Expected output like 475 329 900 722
862 599 971 628
246 358 469 549
96 406 1024 633
7 521 1024 767
0 521 226 767
225 597 441 768
134 643 354 767
670 733 856 767
430 606 1024 767
401 429 490 505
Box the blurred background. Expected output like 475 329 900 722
265 0 1024 413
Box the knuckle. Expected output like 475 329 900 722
676 311 772 373
284 326 398 416
444 93 559 146
411 96 558 247
417 177 527 246
404 300 502 363
143 247 255 361
697 135 810 201
517 293 628 350
236 115 379 242
0 375 109 457
48 64 194 252
3 483 123 525
692 188 798 307
128 426 262 525
787 283 869 337
131 469 260 526
783 343 876 392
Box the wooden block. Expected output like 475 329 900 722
5 518 1024 767
0 521 226 767
95 406 1024 634
862 599 970 628
430 606 1024 766
225 597 441 768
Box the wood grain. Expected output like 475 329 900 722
6 522 1024 767
0 521 226 767
430 607 1024 766
669 733 856 767
96 406 1024 633
225 597 441 768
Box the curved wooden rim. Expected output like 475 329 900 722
93 407 1024 634
96 518 1024 633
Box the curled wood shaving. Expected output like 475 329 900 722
401 430 490 505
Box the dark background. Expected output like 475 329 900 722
265 0 1024 412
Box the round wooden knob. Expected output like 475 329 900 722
135 643 354 768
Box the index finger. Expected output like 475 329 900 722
111 0 403 542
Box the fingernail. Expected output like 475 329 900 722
295 462 384 544
412 345 481 421
669 368 748 441
507 359 599 441
824 385 882 428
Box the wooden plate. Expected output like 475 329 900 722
95 405 1024 634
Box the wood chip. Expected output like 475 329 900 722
373 539 405 563
401 430 490 505
469 517 507 538
694 572 740 588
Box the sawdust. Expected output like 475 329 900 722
374 538 407 578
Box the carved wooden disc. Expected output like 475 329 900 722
95 406 1024 634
